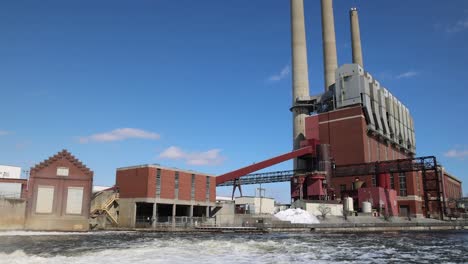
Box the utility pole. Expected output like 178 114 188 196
257 184 265 214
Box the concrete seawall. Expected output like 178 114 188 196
273 221 468 233
103 220 467 233
0 198 26 230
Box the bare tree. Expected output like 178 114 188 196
318 204 331 219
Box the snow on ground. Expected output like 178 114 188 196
274 208 320 224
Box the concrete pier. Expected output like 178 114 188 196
321 0 338 91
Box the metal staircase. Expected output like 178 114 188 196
90 192 119 226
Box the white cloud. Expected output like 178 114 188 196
79 128 160 143
0 130 10 136
159 146 185 159
159 146 225 166
396 71 419 79
446 18 468 33
444 149 468 159
268 65 290 81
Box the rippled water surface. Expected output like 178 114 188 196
0 231 466 264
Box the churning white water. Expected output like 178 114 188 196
0 231 466 264
274 208 320 224
0 231 97 236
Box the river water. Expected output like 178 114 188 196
0 231 466 264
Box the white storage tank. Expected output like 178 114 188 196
344 197 354 212
362 201 372 213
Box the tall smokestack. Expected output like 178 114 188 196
291 0 310 171
321 0 338 91
350 7 364 67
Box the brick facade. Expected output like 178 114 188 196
308 106 463 218
116 165 216 203
25 150 93 231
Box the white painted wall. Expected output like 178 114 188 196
235 197 275 214
0 165 21 179
305 203 343 217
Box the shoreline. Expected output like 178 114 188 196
105 220 468 233
1 220 467 234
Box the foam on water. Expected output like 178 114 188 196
0 231 466 264
0 231 133 236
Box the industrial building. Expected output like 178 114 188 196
116 164 216 227
215 0 463 220
25 150 94 231
0 1 465 232
0 150 94 231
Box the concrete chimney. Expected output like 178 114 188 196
290 0 310 171
350 7 364 67
321 0 338 92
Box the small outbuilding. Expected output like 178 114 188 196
25 150 93 231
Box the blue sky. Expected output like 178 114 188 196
1 0 467 202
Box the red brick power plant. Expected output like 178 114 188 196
216 0 462 219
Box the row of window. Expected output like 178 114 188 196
398 173 407 196
206 176 210 200
155 169 210 201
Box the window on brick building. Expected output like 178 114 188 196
156 169 161 198
206 176 210 201
399 172 407 196
416 174 420 196
191 174 195 200
340 184 346 191
390 173 395 189
175 171 179 199
372 175 376 187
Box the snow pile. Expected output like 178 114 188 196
274 208 320 224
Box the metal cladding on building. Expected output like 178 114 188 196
321 0 338 92
350 7 364 67
291 0 311 171
334 64 416 153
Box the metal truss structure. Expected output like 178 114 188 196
216 156 445 219
333 156 444 219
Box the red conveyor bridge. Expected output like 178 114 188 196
215 146 315 186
